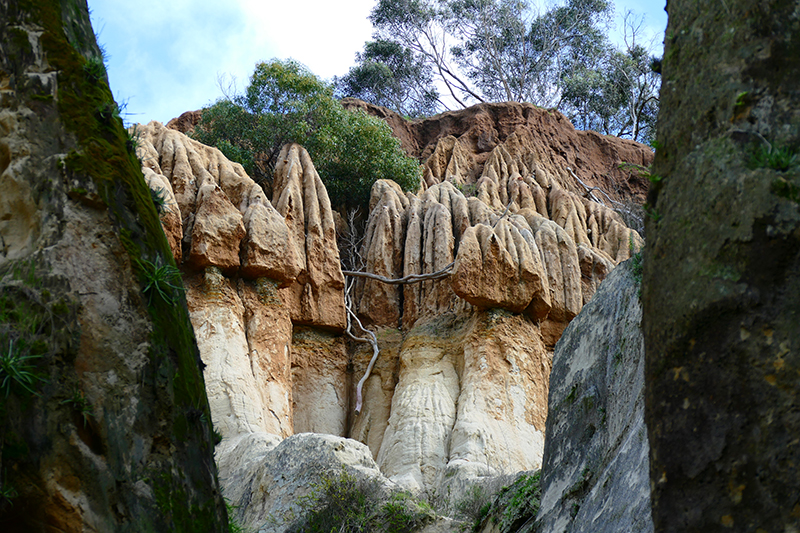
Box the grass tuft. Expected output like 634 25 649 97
0 339 45 399
136 256 184 305
749 144 798 172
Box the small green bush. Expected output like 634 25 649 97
149 186 172 215
225 499 247 533
136 256 184 305
471 472 542 533
0 339 44 399
749 143 798 172
455 484 492 525
83 54 106 82
287 468 434 533
61 387 93 426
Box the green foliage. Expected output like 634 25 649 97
287 468 434 533
473 472 542 533
226 499 247 533
96 100 121 123
0 340 45 399
455 182 479 197
61 387 93 426
772 177 800 204
192 59 421 209
0 260 60 402
560 31 660 143
644 204 662 223
126 124 141 155
136 256 185 305
149 186 172 215
82 54 106 82
335 39 439 117
455 484 492 528
367 0 659 142
749 143 798 172
630 232 644 296
631 251 643 285
0 482 17 509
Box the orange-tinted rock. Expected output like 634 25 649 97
187 182 246 274
451 220 549 313
274 144 346 330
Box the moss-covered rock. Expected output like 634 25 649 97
0 1 227 530
643 1 800 530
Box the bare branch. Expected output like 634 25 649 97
343 262 455 284
343 276 380 414
567 166 626 208
340 184 519 414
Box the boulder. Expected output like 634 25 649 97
218 433 396 533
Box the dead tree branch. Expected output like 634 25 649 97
341 187 521 414
567 166 626 208
342 262 455 284
343 276 380 414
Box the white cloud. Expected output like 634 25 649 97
89 0 375 124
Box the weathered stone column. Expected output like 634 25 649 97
644 1 800 530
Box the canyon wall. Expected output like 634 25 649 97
532 260 651 533
140 101 652 510
643 0 800 530
0 1 226 530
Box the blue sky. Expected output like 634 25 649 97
88 0 667 125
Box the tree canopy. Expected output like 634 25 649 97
334 39 440 118
191 59 421 209
336 0 660 143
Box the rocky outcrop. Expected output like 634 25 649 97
367 311 551 498
343 113 646 497
218 433 400 532
140 97 650 510
644 1 800 530
0 2 226 530
273 144 347 330
531 260 651 533
354 145 639 339
342 99 652 205
135 124 350 442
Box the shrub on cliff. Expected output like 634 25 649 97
286 468 434 533
191 59 420 209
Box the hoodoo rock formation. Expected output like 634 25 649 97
135 99 652 526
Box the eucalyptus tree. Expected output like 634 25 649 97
366 0 612 108
334 39 440 117
558 12 661 143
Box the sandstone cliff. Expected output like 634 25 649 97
0 1 226 530
136 99 651 523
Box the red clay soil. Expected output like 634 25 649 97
342 98 653 204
